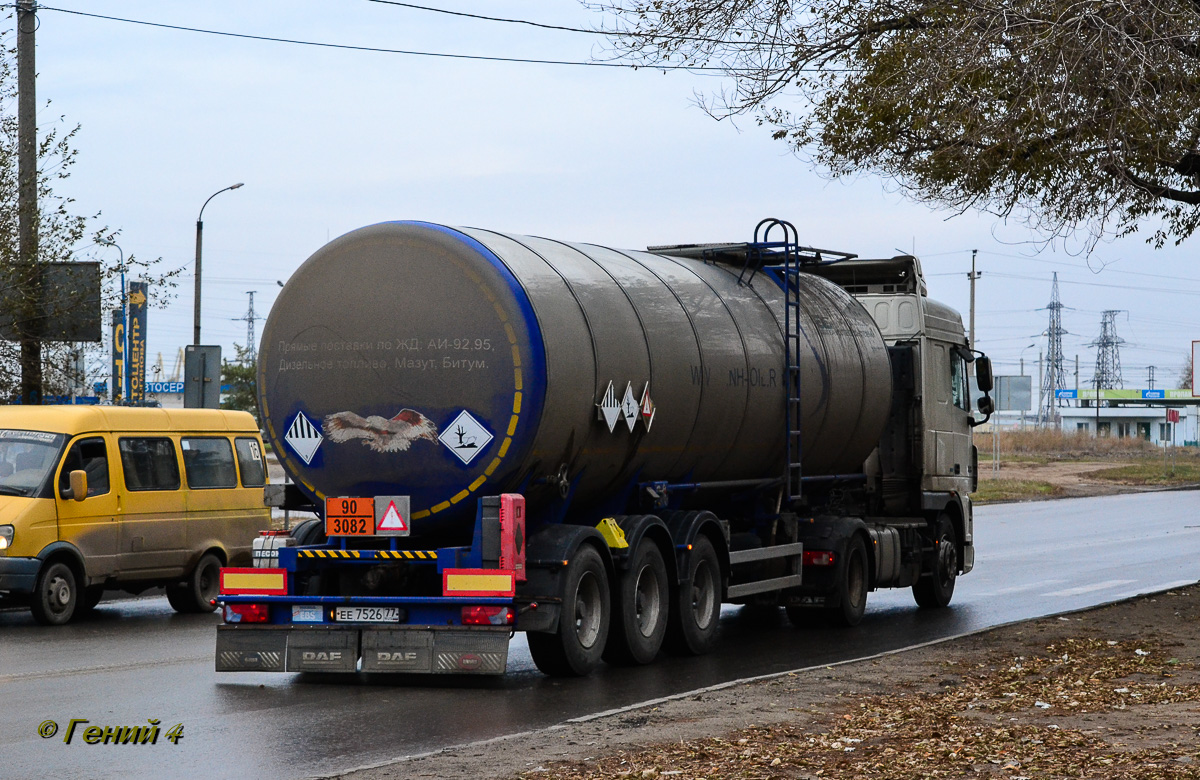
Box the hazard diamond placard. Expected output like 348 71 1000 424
373 495 411 537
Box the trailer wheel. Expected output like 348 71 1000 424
528 545 610 677
828 536 868 627
31 561 78 626
913 514 957 609
604 539 669 665
167 553 222 614
666 535 721 655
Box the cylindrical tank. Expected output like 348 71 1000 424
260 222 892 537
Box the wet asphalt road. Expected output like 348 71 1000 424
2 490 1197 779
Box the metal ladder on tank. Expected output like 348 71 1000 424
752 218 806 505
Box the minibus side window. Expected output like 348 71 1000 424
234 438 266 488
181 437 237 489
118 438 181 491
59 437 110 497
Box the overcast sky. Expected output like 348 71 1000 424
25 1 1200 394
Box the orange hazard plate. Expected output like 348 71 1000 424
325 496 375 536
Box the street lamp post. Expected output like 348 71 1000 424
193 183 244 345
98 237 126 402
1019 343 1036 430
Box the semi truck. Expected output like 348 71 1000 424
215 218 994 678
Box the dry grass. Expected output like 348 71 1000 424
971 479 1062 503
977 429 1165 459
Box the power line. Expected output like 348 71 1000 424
36 5 771 72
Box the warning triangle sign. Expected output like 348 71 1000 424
378 500 408 532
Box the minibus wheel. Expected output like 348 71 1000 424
31 562 78 626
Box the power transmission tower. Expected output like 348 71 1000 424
1037 273 1069 426
232 291 263 363
1089 310 1125 392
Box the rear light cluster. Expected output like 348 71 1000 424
461 606 515 626
223 603 269 623
803 550 836 566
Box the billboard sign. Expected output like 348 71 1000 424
0 262 101 342
127 282 147 403
110 308 124 402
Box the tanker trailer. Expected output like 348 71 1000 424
216 220 994 678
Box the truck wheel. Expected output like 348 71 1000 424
528 545 610 677
167 553 222 614
666 535 721 655
31 562 78 626
913 514 957 609
603 539 669 666
828 536 868 627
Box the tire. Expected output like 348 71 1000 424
603 539 670 666
828 535 868 627
30 562 79 626
291 519 326 547
913 514 958 609
665 535 721 655
528 545 610 677
78 586 104 613
167 553 222 614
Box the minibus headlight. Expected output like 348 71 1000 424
0 525 13 551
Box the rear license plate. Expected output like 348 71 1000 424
333 606 401 623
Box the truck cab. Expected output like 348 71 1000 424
807 255 986 573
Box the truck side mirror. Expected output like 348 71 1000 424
66 469 88 502
975 356 994 393
977 395 995 416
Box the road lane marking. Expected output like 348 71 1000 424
0 655 206 684
977 580 1068 597
1043 579 1136 598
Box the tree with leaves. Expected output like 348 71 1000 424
0 31 175 403
220 344 258 419
597 0 1200 247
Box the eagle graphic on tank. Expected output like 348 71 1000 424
322 409 438 453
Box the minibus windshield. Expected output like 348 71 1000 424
0 430 67 497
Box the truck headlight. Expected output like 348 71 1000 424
0 525 12 551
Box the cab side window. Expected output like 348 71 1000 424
234 438 266 488
181 437 238 489
118 438 181 491
59 437 110 497
952 352 969 411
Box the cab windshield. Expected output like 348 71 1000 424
0 429 67 497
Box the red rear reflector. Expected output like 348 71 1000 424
223 603 269 623
803 550 835 566
259 529 290 536
461 606 515 626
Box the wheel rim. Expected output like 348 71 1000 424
45 573 72 615
573 571 603 649
633 563 662 639
937 534 958 589
690 559 716 630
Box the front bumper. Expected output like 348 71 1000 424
0 556 39 593
216 624 511 675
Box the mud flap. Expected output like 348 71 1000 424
285 628 359 672
216 626 288 672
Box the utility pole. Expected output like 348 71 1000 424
17 1 39 404
968 249 980 371
1148 365 1156 391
